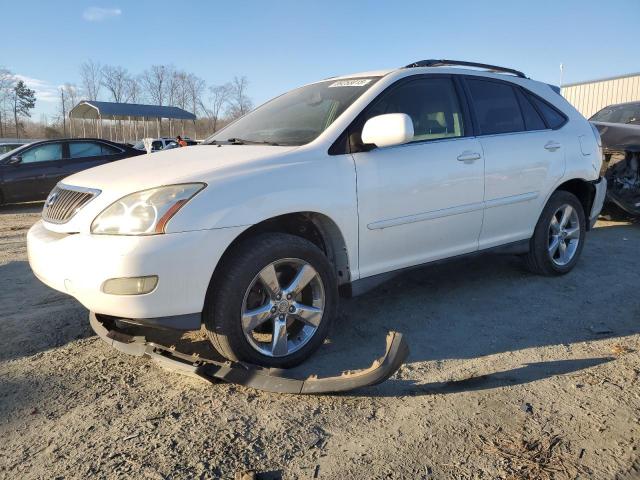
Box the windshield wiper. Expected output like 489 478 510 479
226 138 281 146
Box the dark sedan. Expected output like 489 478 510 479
590 101 640 215
0 138 144 205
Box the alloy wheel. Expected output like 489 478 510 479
241 258 325 357
548 204 580 266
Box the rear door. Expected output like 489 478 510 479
1 142 65 202
463 77 566 249
66 141 126 177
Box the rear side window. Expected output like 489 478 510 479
69 142 102 158
467 79 524 135
527 94 566 129
100 143 120 155
516 89 546 131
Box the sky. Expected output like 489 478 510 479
2 0 639 119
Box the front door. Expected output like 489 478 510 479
352 76 485 278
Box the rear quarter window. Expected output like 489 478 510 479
526 93 567 129
516 89 546 131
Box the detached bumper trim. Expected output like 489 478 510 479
89 312 409 394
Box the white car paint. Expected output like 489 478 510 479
27 65 604 323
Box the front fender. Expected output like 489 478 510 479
165 151 360 278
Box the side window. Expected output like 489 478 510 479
363 77 465 143
516 89 546 131
151 141 163 151
21 143 63 164
467 79 525 135
526 94 566 129
69 142 103 159
100 143 120 155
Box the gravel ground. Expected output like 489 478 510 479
0 203 639 479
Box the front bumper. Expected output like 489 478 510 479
27 221 246 323
589 176 607 229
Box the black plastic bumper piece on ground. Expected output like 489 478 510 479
89 312 409 394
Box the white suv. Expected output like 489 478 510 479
28 60 606 368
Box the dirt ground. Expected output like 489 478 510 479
0 203 638 480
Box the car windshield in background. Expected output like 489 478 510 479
0 143 30 162
0 144 23 155
590 104 640 124
205 78 381 146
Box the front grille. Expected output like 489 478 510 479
42 185 100 224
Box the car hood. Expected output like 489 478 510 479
591 121 640 150
63 144 299 195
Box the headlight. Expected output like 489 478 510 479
91 183 205 235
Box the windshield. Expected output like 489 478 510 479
0 143 31 162
205 77 380 146
590 104 640 124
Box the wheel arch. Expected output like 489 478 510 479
553 178 596 228
205 211 352 316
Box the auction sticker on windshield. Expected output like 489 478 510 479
328 79 372 88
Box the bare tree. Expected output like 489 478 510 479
175 71 190 136
165 70 191 136
79 60 102 101
227 76 252 120
0 66 15 137
127 77 143 103
141 65 171 106
58 83 79 136
101 65 132 103
203 83 232 132
184 73 205 138
184 73 205 116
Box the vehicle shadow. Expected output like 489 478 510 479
391 357 613 395
288 221 640 394
0 201 44 215
2 221 638 397
123 221 640 396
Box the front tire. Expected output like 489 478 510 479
524 190 586 276
203 233 337 368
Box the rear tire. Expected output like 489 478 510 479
524 190 586 276
203 232 338 368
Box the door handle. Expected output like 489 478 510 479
544 141 562 152
457 151 481 163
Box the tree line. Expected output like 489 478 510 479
0 61 254 140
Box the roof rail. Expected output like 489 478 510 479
404 59 526 78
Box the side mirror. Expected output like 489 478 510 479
361 113 414 148
7 155 22 165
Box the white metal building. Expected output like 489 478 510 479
561 73 640 119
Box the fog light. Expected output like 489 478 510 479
102 276 158 295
